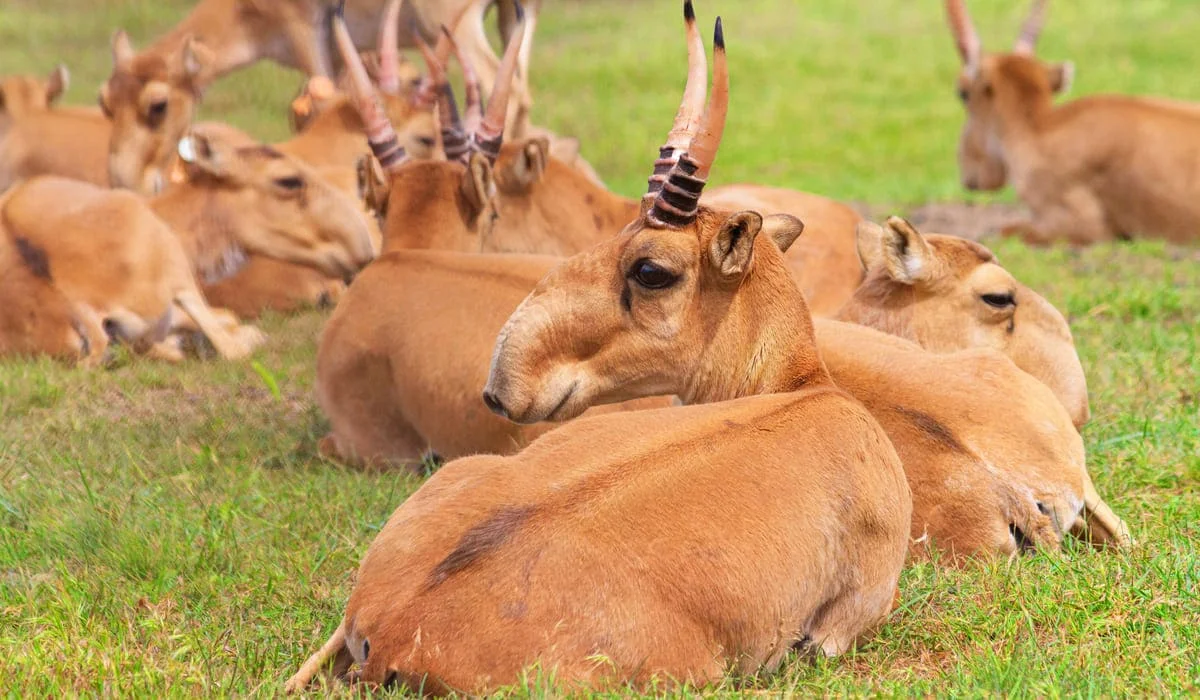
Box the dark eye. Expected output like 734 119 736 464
981 292 1015 308
630 260 677 290
274 176 304 192
956 86 968 102
145 98 168 125
981 83 994 99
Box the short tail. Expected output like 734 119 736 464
285 622 351 694
1075 471 1134 548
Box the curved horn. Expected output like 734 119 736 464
333 1 406 172
685 17 727 179
436 27 474 164
377 0 403 94
647 0 707 196
412 31 446 110
647 17 725 229
446 27 484 133
1013 0 1048 55
945 0 982 67
473 0 526 163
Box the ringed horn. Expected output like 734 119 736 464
646 2 727 230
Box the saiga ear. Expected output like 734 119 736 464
460 151 497 221
178 129 236 179
504 136 549 190
709 211 764 281
855 220 886 272
1047 61 1074 95
880 216 934 284
177 35 216 83
761 214 804 253
547 135 580 165
45 64 69 104
112 30 135 69
356 154 390 219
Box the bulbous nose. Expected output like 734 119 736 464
482 390 510 420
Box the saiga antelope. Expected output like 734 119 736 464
289 5 910 692
841 216 1090 427
947 0 1200 244
0 131 372 360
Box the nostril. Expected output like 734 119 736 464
102 319 121 341
482 390 509 419
1036 501 1050 516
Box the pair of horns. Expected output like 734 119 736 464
413 24 485 164
946 0 1048 66
644 1 728 229
334 0 525 173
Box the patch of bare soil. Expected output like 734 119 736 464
851 201 1029 241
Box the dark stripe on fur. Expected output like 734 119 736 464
426 506 536 590
14 237 52 281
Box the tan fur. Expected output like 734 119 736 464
702 183 864 316
814 320 1128 557
839 217 1089 426
0 69 111 190
0 203 107 365
949 4 1200 244
100 0 533 193
196 83 440 319
0 136 372 360
366 137 862 316
313 233 1126 558
0 176 257 360
293 206 910 693
317 250 669 469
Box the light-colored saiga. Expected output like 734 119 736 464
841 216 1089 427
99 0 532 194
0 132 373 360
946 0 1200 244
289 6 911 692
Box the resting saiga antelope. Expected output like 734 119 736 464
317 213 1128 555
947 0 1200 244
0 131 372 360
842 216 1089 428
289 7 911 692
100 0 533 194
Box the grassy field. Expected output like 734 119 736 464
2 0 1199 696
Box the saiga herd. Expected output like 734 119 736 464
3 0 1189 692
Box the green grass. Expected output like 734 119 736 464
2 0 1199 696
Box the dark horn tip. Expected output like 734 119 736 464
714 17 724 50
684 0 695 23
335 0 346 19
514 0 525 24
